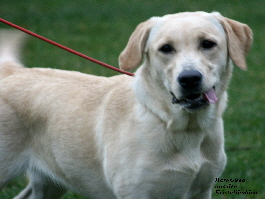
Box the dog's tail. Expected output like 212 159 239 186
0 29 26 66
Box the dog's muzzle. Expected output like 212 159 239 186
170 70 218 111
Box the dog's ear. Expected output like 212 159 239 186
215 13 253 70
119 18 158 71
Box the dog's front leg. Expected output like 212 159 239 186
191 189 212 199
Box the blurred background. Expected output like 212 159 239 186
1 0 264 198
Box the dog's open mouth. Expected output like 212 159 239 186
170 87 218 110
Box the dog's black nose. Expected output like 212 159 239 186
178 70 202 89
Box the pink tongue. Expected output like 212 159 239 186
204 88 218 103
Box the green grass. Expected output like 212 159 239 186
1 0 264 198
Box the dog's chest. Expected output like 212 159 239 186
148 130 208 197
130 148 207 198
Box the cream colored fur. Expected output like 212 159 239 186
0 12 252 199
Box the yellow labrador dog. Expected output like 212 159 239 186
0 12 252 199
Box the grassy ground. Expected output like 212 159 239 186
1 0 264 198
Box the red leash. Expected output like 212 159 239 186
0 18 134 77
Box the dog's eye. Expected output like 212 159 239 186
201 40 216 49
159 44 174 54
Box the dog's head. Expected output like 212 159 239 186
119 12 252 111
